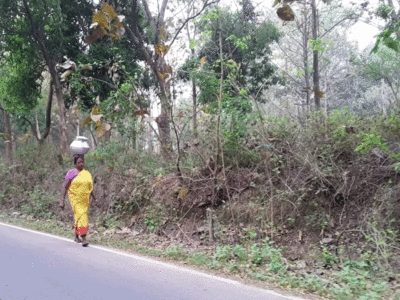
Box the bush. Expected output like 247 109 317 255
215 245 233 262
164 246 187 260
21 187 53 219
329 260 389 299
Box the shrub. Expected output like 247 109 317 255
215 245 233 262
21 187 53 219
164 246 188 260
355 133 388 154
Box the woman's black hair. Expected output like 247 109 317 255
73 154 85 165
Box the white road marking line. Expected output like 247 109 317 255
0 221 306 300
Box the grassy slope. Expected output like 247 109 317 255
1 110 400 299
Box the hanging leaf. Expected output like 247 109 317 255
0 133 11 140
81 64 93 71
155 44 170 56
81 116 92 127
86 2 124 44
158 73 168 80
159 26 169 41
104 123 111 131
134 110 150 116
90 112 103 122
92 106 100 114
277 4 295 21
200 56 207 67
60 70 73 81
85 26 105 44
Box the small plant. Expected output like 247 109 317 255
355 132 388 154
144 205 164 232
215 245 233 262
287 217 295 225
322 246 338 267
329 260 389 299
145 218 155 231
232 245 247 262
21 187 53 219
188 252 210 266
0 193 5 204
164 246 187 260
96 213 121 229
387 110 400 133
248 238 285 273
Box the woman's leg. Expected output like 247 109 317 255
81 234 88 246
74 233 82 243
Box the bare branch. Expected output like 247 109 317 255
159 0 169 23
141 0 157 32
169 0 218 47
319 12 357 39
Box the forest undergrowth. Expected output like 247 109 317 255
2 108 400 299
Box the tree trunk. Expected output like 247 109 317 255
34 80 54 144
1 104 13 165
125 0 215 158
302 0 311 111
53 73 70 155
46 60 69 154
155 55 173 156
191 48 198 137
216 11 224 167
312 0 321 110
22 0 69 154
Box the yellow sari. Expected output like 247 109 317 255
68 169 93 236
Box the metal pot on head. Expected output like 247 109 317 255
70 136 90 155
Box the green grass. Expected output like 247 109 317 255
0 210 397 300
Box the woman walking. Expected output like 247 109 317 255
60 154 97 247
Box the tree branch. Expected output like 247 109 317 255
159 0 169 23
41 80 54 140
319 13 357 39
169 0 219 47
141 0 157 33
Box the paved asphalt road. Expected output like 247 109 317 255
0 222 305 300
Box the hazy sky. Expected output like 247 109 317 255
92 0 385 50
261 0 384 50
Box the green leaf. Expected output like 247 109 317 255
202 11 219 21
273 0 281 7
239 88 247 97
297 70 303 77
189 39 200 49
371 136 380 144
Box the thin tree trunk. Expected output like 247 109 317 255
155 57 172 157
312 0 320 111
40 80 54 142
216 13 223 168
126 0 216 158
191 48 198 137
302 0 311 111
22 0 69 154
53 74 70 154
35 112 42 141
1 104 13 165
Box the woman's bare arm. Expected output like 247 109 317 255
59 180 71 209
